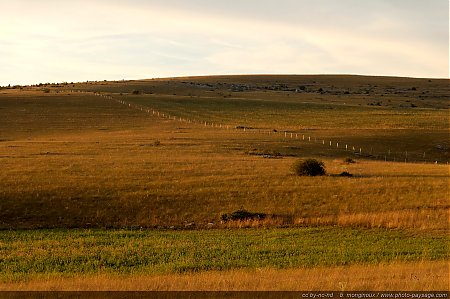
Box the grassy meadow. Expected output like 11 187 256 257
0 75 448 290
0 228 448 291
3 261 447 291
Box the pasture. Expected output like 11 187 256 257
0 75 448 290
0 228 448 290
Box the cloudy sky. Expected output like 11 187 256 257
1 0 448 85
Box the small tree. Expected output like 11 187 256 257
292 159 326 176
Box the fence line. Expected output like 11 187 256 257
68 90 448 165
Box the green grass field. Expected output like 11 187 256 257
1 227 448 282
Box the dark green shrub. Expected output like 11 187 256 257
292 159 326 176
221 209 266 222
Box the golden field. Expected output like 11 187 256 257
2 261 447 291
0 75 448 290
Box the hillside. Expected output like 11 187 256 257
0 75 448 290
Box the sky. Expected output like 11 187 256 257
0 0 448 86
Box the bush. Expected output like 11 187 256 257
221 209 266 223
131 90 140 95
292 159 326 176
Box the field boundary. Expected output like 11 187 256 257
69 90 450 165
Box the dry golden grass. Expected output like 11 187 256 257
1 78 449 291
0 91 448 231
0 85 448 232
1 123 448 231
295 208 449 231
2 261 447 291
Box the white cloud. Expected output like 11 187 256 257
0 0 448 85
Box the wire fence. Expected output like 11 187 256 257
71 90 449 165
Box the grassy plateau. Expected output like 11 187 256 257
0 75 448 290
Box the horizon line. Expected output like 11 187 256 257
4 73 450 87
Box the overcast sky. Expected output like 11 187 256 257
1 0 448 85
